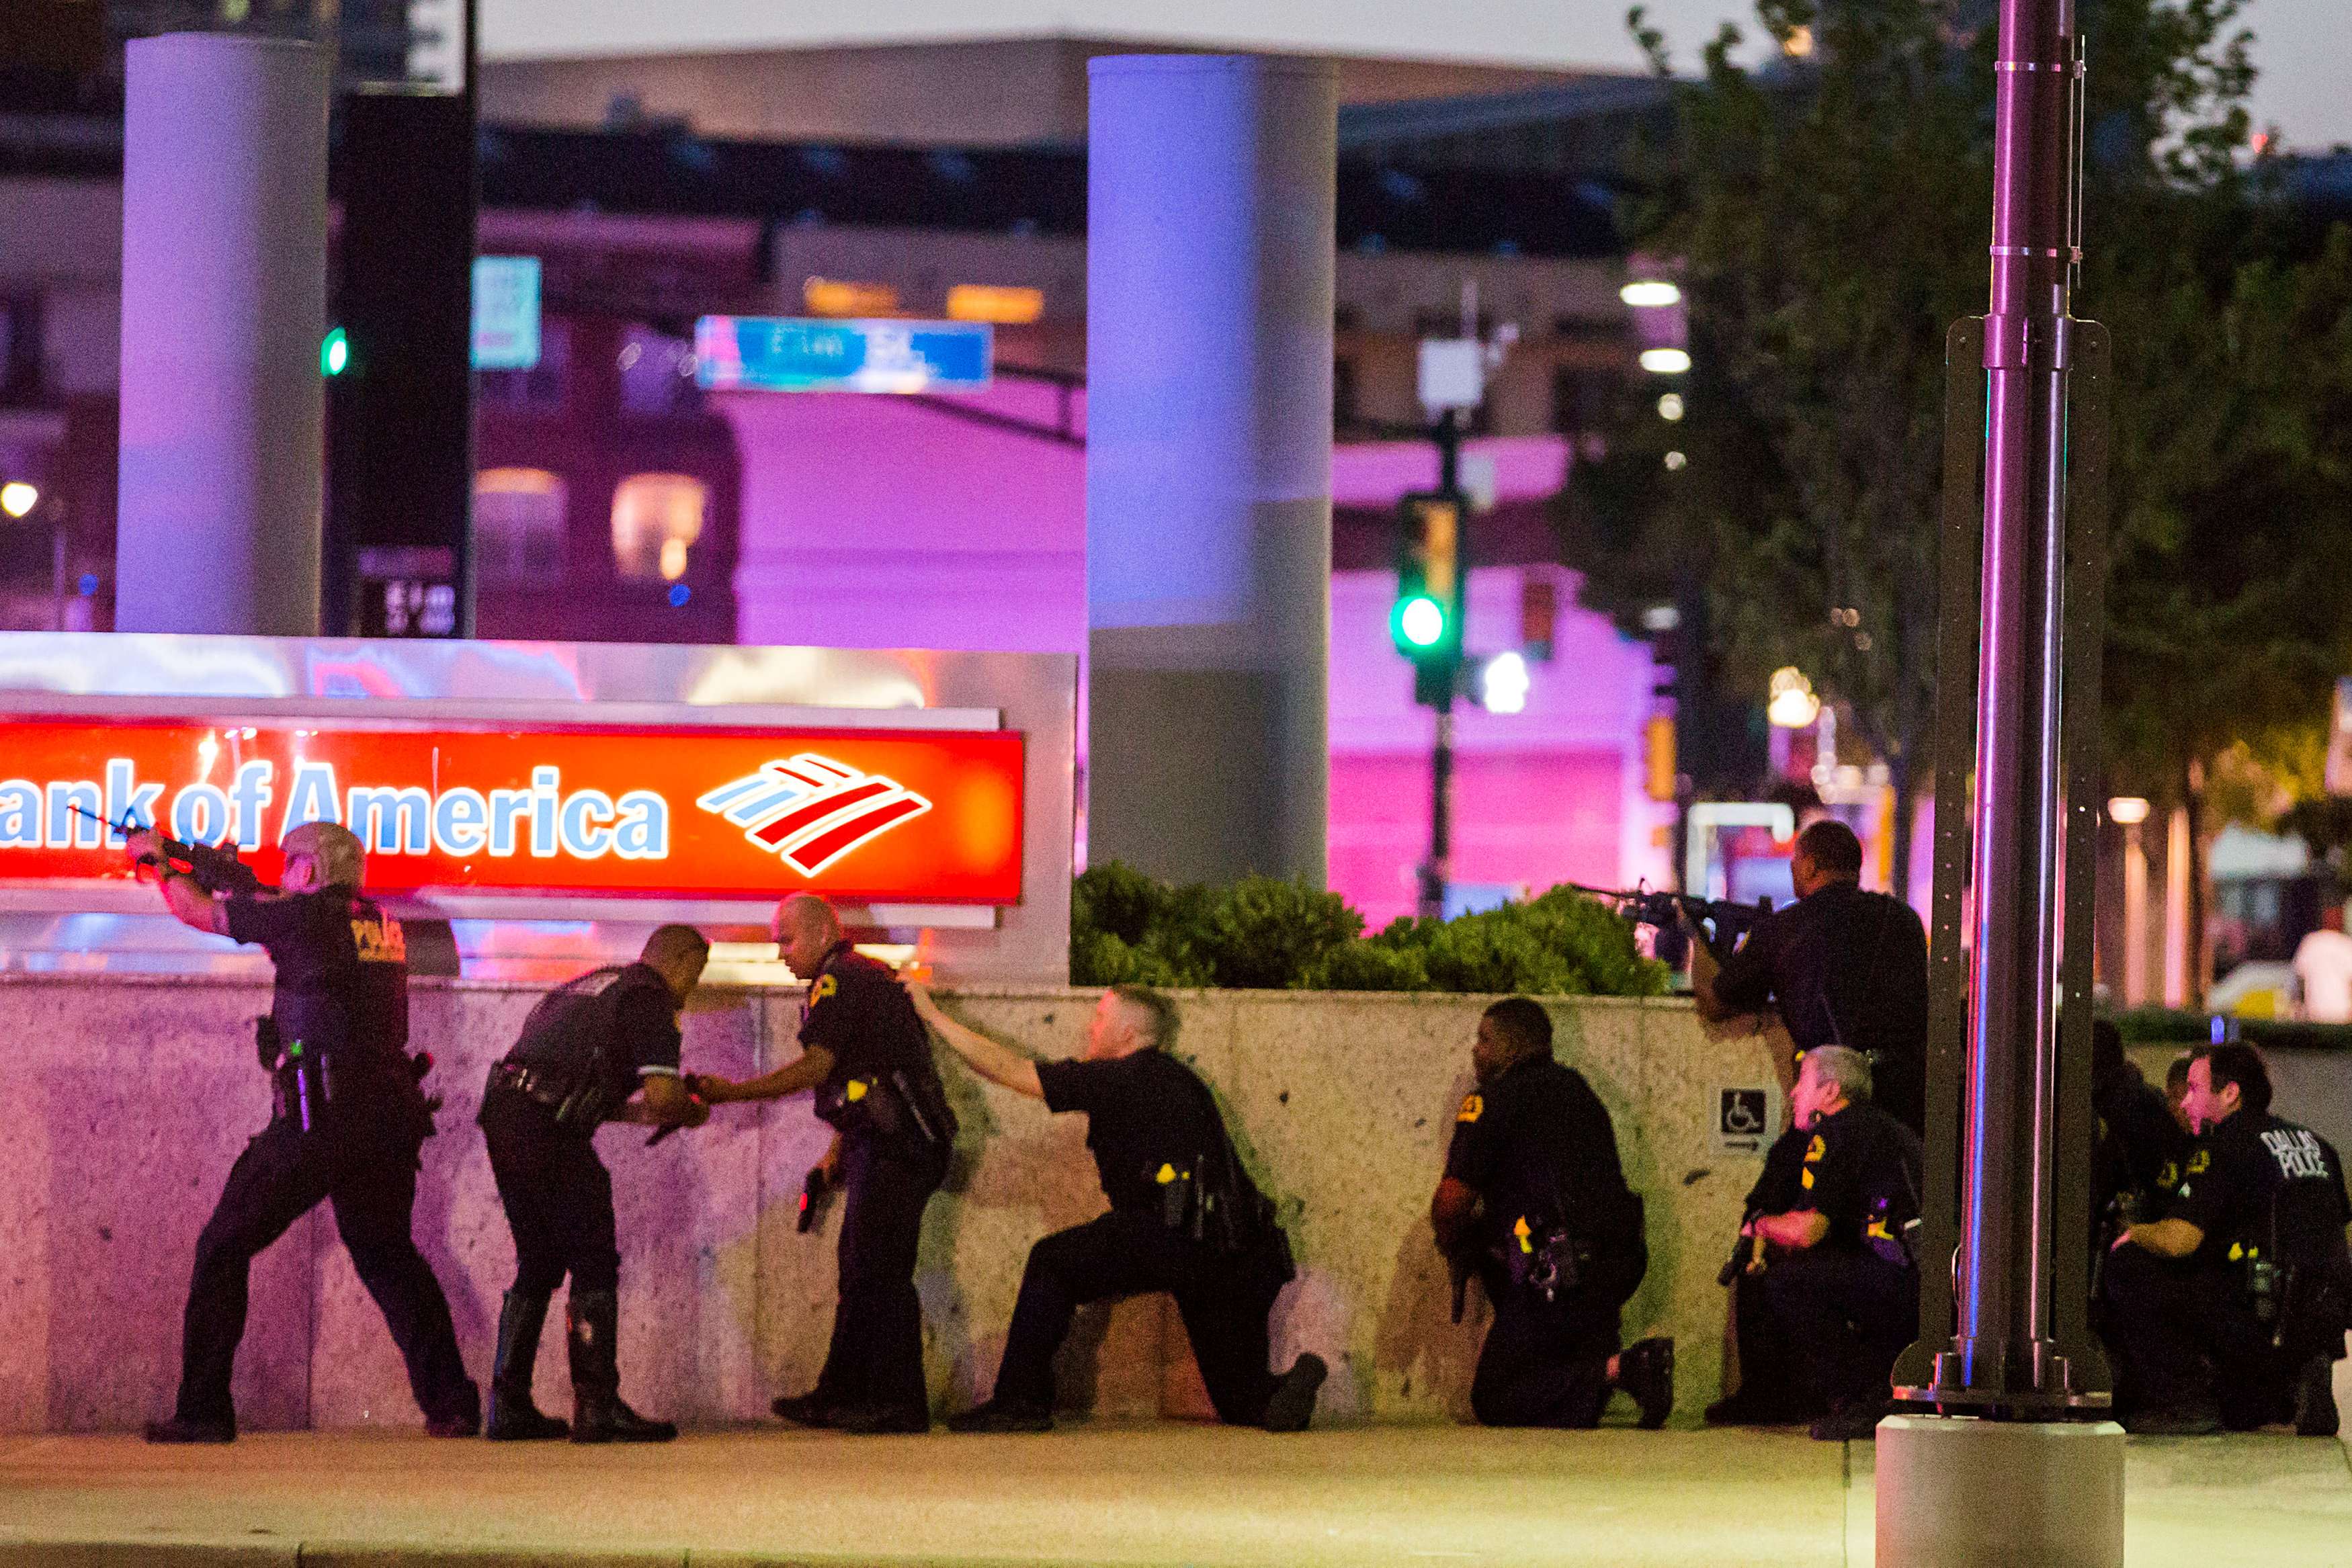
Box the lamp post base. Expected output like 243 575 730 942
1876 1414 2125 1568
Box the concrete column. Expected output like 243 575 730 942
116 34 328 636
1085 55 1335 886
1878 1416 2124 1567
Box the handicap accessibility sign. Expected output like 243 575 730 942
1715 1086 1778 1153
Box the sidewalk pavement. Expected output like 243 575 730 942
1 1423 2347 1567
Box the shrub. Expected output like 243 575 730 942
1070 863 1667 997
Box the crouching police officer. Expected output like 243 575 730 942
909 984 1327 1434
1431 998 1673 1429
2103 1045 2352 1436
698 895 958 1434
130 820 477 1444
1707 1045 1921 1441
478 925 712 1442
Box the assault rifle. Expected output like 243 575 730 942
71 805 266 896
1568 882 1773 959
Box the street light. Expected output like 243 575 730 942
0 482 36 519
1480 650 1531 715
2111 797 2153 1007
1638 348 1691 375
1620 280 1682 308
1767 666 1820 728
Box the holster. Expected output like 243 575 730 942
271 1043 335 1133
1500 1223 1590 1305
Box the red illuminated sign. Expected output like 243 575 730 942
0 716 1024 904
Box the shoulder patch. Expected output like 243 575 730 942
2187 1148 2210 1176
1804 1134 1826 1163
1457 1094 1484 1124
811 973 839 1002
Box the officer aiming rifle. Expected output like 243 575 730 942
1570 881 1772 969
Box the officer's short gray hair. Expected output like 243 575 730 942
1109 985 1180 1052
1804 1045 1874 1102
284 820 365 888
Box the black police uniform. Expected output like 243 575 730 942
800 942 958 1425
1710 883 1930 1134
479 962 685 1438
2092 1057 2192 1245
2103 1109 2352 1426
1734 1100 1922 1418
168 887 474 1436
1443 1055 1647 1428
984 1047 1298 1424
1718 1125 1815 1418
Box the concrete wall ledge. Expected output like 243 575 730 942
0 977 1778 1432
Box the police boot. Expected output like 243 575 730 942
567 1288 676 1444
485 1289 569 1441
1613 1337 1676 1430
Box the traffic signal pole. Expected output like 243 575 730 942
1417 409 1463 920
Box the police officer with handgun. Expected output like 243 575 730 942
128 819 478 1444
1707 1045 1920 1440
2102 1044 2352 1436
1431 998 1673 1428
478 924 712 1442
1691 820 1929 1135
909 984 1327 1434
697 895 958 1434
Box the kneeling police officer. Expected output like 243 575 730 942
1431 998 1673 1429
478 925 712 1442
2103 1044 2352 1436
910 984 1327 1434
1708 1045 1920 1441
131 820 477 1444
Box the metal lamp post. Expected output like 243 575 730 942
1879 0 2127 1561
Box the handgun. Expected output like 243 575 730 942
797 1163 835 1234
72 804 265 896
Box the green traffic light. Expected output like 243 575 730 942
1396 595 1447 649
321 326 349 377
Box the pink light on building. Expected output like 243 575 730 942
716 393 1669 913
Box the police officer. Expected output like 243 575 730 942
909 984 1327 1434
1431 998 1673 1429
1704 1113 1816 1428
2091 1018 2192 1249
2103 1045 2352 1436
1692 820 1930 1135
698 894 956 1434
478 925 712 1443
1706 1045 1921 1441
128 820 478 1444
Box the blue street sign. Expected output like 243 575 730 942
693 316 994 394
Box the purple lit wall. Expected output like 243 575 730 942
716 394 1667 917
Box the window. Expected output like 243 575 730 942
611 473 707 581
1333 356 1359 433
618 326 700 417
1552 365 1608 437
476 319 571 414
473 468 567 583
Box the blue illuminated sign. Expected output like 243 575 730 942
472 257 542 371
693 316 993 394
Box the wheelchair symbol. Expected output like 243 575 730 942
1721 1089 1768 1136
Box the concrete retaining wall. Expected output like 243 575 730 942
0 977 1779 1432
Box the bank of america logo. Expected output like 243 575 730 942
696 755 933 876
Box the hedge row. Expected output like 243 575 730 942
1070 861 1669 997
